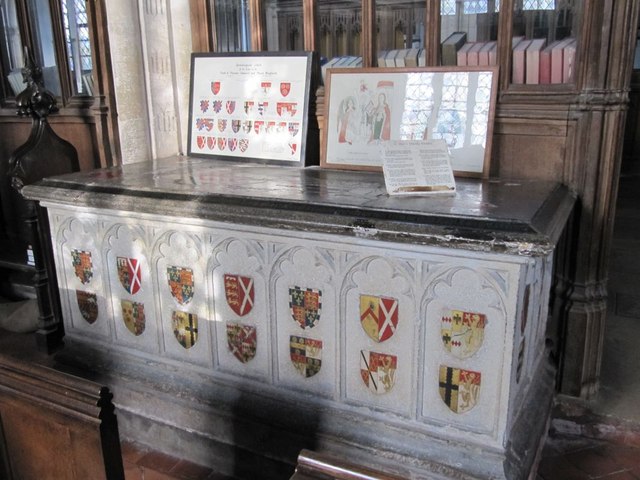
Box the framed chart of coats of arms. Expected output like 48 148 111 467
187 52 317 166
321 66 498 177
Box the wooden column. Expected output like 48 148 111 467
361 0 375 67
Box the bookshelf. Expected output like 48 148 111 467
190 0 640 399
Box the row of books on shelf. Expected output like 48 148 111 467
441 31 577 84
511 36 576 85
376 48 427 68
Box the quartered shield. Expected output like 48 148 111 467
172 310 198 349
226 322 257 363
224 274 254 316
441 309 487 359
438 365 481 414
71 249 93 284
121 299 145 336
360 294 398 343
290 335 322 378
360 350 397 394
167 266 194 305
76 290 98 324
289 286 321 329
117 257 142 294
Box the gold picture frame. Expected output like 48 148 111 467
321 66 498 177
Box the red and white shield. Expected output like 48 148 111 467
218 137 227 150
239 139 249 152
211 81 221 95
229 138 238 152
360 294 398 343
196 135 205 149
226 101 236 114
207 136 216 150
289 143 297 155
261 81 271 94
280 82 291 97
224 274 254 316
117 257 142 295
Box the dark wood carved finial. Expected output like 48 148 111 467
15 47 58 120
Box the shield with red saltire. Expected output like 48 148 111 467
224 274 254 316
228 138 238 152
196 135 206 149
172 310 198 349
360 350 397 394
261 81 271 94
117 257 142 295
207 136 216 150
218 119 227 132
167 266 194 305
438 365 481 414
71 249 93 284
227 322 257 363
239 139 249 152
218 137 227 150
212 100 222 113
441 309 486 359
76 290 98 324
226 101 236 114
121 299 145 336
288 122 300 137
359 294 398 343
280 82 291 97
289 286 321 329
232 119 241 133
211 81 221 95
290 335 322 378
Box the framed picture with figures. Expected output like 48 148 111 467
187 51 317 166
321 66 498 177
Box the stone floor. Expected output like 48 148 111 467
1 174 639 479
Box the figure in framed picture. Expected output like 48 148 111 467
370 92 391 142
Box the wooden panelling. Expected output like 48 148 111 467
0 356 124 479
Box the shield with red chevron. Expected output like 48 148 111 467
224 274 254 316
359 294 398 343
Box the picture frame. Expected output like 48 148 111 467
187 52 316 166
321 66 498 177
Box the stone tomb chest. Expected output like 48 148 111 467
24 157 574 479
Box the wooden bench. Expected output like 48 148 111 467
0 355 124 479
291 449 406 480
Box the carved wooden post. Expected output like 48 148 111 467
9 52 79 352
